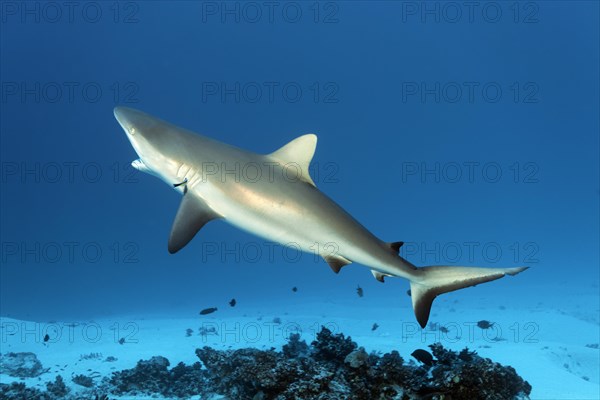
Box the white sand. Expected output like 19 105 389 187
1 294 598 400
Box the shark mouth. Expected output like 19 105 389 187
131 158 151 173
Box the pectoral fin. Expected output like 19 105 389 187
168 194 221 254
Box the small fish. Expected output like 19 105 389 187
200 307 218 315
292 287 298 292
43 334 50 342
229 299 236 307
477 320 494 329
439 326 449 334
356 285 364 298
411 349 436 367
371 323 379 331
118 338 125 345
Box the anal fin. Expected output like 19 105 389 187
371 269 393 283
324 254 352 273
168 194 221 254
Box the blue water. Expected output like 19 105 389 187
1 1 598 332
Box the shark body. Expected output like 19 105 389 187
115 107 527 327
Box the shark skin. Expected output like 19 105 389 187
114 107 528 328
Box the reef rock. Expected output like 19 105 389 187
109 355 204 398
0 375 71 400
0 328 532 400
282 332 309 359
0 352 45 377
344 348 369 369
311 326 357 363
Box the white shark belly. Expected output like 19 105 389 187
196 178 411 278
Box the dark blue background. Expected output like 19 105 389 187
1 1 598 320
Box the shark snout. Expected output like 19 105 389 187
114 106 142 135
114 107 173 178
114 106 156 161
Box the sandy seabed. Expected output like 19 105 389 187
1 289 598 400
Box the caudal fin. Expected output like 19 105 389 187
410 266 528 328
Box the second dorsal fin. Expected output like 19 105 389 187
388 241 404 254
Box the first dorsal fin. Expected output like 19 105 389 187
269 134 317 187
168 194 221 254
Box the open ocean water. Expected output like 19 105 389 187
1 2 599 399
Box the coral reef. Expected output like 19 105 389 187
0 376 74 400
311 326 357 362
0 327 532 400
79 352 103 361
196 327 531 400
0 383 115 400
282 332 309 359
46 375 70 397
108 355 204 398
424 343 532 400
72 373 95 388
196 328 531 400
0 382 45 399
0 352 46 377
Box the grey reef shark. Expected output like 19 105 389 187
114 107 528 328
